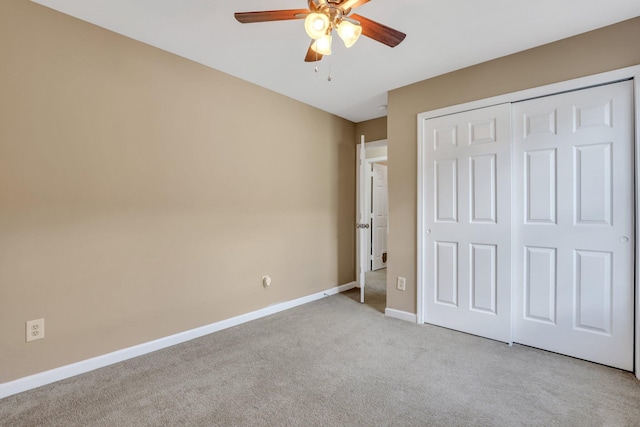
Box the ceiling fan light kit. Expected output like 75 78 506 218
304 12 330 39
234 0 406 62
336 20 362 48
311 34 333 55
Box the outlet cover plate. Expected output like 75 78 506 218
26 318 45 342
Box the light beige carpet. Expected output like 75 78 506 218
1 290 639 426
344 268 387 313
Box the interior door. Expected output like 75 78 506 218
372 163 388 270
423 104 512 342
512 81 634 370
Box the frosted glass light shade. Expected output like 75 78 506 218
304 13 330 39
311 34 332 55
337 20 362 48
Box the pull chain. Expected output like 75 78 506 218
310 42 333 82
315 47 319 73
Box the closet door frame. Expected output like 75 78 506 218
416 64 640 379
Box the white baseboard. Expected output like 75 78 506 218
385 307 418 323
0 281 357 400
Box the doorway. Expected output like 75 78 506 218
367 160 388 273
354 139 388 313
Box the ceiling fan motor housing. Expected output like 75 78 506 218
236 0 406 62
310 0 346 21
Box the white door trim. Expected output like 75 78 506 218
416 64 640 379
634 70 640 380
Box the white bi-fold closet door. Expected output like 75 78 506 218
424 104 512 343
422 80 634 370
512 81 634 370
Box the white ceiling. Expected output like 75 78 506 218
32 0 640 123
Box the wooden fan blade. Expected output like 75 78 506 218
350 13 406 47
339 0 370 12
234 9 309 24
304 41 323 62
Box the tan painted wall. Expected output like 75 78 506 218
0 0 355 382
355 117 387 142
365 146 387 160
387 17 640 314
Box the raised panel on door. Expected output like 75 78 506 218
469 155 497 224
524 246 557 324
525 149 557 224
512 80 634 371
574 143 612 225
435 241 458 306
470 244 497 314
423 103 511 343
435 159 458 223
574 250 612 334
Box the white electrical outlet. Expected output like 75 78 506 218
262 276 271 288
397 277 406 291
26 318 45 342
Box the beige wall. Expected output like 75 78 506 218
0 0 355 382
387 17 640 314
365 146 387 160
355 117 387 142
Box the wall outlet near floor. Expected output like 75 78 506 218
26 318 45 342
262 276 272 288
397 277 406 291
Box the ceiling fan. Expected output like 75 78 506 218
234 0 406 62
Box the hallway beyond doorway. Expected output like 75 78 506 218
346 268 386 314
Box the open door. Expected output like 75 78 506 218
371 163 388 271
356 135 368 303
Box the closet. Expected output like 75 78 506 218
419 80 635 371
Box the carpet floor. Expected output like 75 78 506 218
344 268 387 314
1 289 639 426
